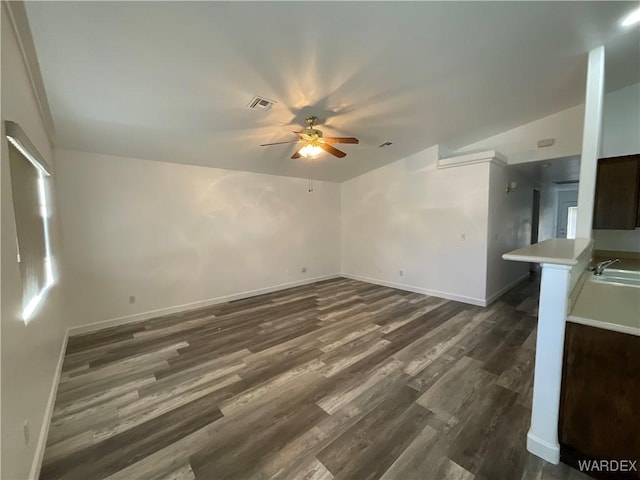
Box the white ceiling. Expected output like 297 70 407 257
511 155 581 185
24 1 640 182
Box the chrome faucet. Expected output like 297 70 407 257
594 258 620 276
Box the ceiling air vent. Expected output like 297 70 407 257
247 95 276 111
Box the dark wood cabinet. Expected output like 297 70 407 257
593 154 640 230
559 322 640 479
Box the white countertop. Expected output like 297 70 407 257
569 274 640 336
502 238 593 266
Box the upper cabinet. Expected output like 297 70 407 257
593 154 640 230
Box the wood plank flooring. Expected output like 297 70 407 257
41 277 591 480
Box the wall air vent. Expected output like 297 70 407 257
537 138 555 148
247 96 276 111
554 180 579 185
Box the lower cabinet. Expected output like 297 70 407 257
559 322 640 479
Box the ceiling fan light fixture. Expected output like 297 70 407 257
261 115 357 160
299 143 324 159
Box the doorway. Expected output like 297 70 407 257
531 189 541 245
530 189 541 273
556 190 578 238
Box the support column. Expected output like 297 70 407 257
527 262 571 464
576 46 605 237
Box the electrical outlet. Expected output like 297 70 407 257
399 270 404 277
23 420 30 445
301 267 307 273
129 295 136 304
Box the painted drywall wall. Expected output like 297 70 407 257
55 149 341 327
485 163 533 302
454 104 584 165
594 82 640 252
1 7 66 479
593 229 640 252
341 145 491 305
602 83 640 158
454 81 640 252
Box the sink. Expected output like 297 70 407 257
591 269 640 288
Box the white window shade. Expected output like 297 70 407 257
5 121 53 321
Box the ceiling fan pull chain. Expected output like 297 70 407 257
308 158 314 193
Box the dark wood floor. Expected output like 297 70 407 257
41 277 591 480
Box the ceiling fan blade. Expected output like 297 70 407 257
323 137 359 144
291 149 302 159
260 139 300 147
321 143 347 158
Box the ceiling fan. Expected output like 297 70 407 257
260 116 359 159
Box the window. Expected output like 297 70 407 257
5 121 53 323
566 206 578 240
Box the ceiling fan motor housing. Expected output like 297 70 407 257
260 114 356 159
303 128 323 141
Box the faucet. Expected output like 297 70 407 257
594 258 620 276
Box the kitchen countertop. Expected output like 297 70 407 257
568 273 640 336
504 241 639 336
502 238 592 265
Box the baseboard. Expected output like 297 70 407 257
29 331 68 480
67 274 341 336
340 273 487 307
485 273 531 306
527 431 560 464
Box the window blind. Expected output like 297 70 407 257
8 142 48 316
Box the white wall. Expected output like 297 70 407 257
455 104 584 165
485 163 533 302
1 7 66 479
595 82 640 252
55 149 341 327
602 83 640 158
593 229 640 253
341 145 491 306
454 82 638 167
455 81 640 253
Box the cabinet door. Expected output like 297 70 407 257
593 155 640 230
559 322 640 476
